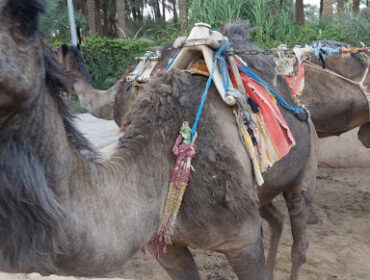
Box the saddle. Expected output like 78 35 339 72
128 23 297 187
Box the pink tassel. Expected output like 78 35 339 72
141 247 148 261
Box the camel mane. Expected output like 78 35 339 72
0 49 97 269
44 49 97 158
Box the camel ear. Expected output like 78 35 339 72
61 44 69 56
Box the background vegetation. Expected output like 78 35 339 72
41 0 369 90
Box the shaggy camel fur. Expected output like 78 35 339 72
112 22 319 280
0 5 318 280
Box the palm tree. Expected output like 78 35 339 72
87 0 96 35
295 0 305 25
322 0 333 17
95 0 103 36
117 0 126 38
353 0 360 13
338 0 344 18
171 0 177 23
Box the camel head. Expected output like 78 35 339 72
53 44 94 85
0 0 46 122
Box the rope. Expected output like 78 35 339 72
218 54 230 93
145 52 155 61
165 49 180 70
190 42 228 140
304 58 369 98
235 56 303 115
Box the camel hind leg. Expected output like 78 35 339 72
154 242 201 280
259 202 284 280
285 127 318 280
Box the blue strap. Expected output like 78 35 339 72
235 57 302 115
190 42 228 140
165 49 180 70
312 41 340 61
217 54 230 93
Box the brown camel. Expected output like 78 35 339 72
0 5 318 280
300 42 369 145
358 122 370 147
53 44 120 119
57 31 369 148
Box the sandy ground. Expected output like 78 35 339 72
2 114 369 280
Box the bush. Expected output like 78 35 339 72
80 37 155 89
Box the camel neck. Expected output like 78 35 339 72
0 86 170 275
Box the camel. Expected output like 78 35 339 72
0 3 318 280
299 43 370 145
56 30 369 149
112 22 320 280
53 44 121 119
358 122 370 147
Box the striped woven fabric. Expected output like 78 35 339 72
187 60 296 173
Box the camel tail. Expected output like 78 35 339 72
0 140 64 269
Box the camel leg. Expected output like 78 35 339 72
259 202 284 280
284 192 311 280
225 234 267 280
284 124 318 280
155 243 201 280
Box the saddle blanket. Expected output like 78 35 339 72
187 61 296 173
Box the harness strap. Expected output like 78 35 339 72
305 56 370 120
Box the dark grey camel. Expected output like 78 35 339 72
113 22 319 280
0 4 317 280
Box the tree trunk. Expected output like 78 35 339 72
137 0 143 20
155 0 161 19
337 0 344 19
171 0 177 24
322 0 333 17
102 1 109 36
87 0 96 36
94 0 103 36
320 0 323 16
178 0 187 23
295 0 305 26
162 0 166 21
353 0 360 13
80 0 88 16
117 0 126 38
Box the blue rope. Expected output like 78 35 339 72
235 57 302 115
165 49 180 70
218 55 230 93
190 42 228 140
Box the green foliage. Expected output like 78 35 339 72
40 0 87 44
189 0 369 48
80 37 155 89
189 0 250 28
